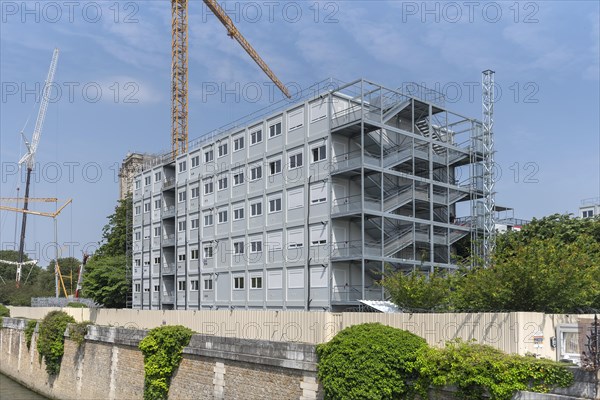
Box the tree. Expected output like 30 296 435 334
380 214 600 313
455 233 600 313
95 195 131 258
82 195 131 308
0 250 54 306
83 255 129 308
380 267 454 312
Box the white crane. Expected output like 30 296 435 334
13 48 59 286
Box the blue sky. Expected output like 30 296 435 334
1 0 599 266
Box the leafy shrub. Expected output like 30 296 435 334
415 339 574 400
316 323 427 399
66 302 88 308
139 325 194 400
0 304 10 326
37 311 76 376
69 321 92 346
0 304 9 317
25 319 38 350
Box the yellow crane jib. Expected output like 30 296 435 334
202 0 291 99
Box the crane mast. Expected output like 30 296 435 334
15 48 59 286
169 0 291 157
171 0 189 157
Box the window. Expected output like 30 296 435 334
269 197 282 213
191 249 199 260
312 145 327 162
288 269 304 289
154 171 162 182
233 136 244 151
269 159 281 175
203 246 213 258
310 99 327 122
204 213 213 226
288 108 304 131
269 121 282 138
310 268 327 287
134 283 141 292
233 241 245 254
178 253 186 262
135 259 141 266
191 187 200 198
178 161 187 172
311 224 327 245
154 284 159 292
154 199 161 209
250 129 263 144
289 152 303 169
287 228 304 248
233 207 244 220
190 280 199 291
218 176 228 190
218 210 228 223
178 190 186 202
144 176 151 186
135 205 141 215
250 240 262 253
250 202 262 216
178 280 186 291
287 187 304 209
154 257 160 264
135 180 141 189
204 279 213 290
191 218 199 229
583 210 594 218
153 227 160 237
251 276 263 289
310 182 327 204
144 202 151 213
204 181 214 195
178 221 186 232
267 231 283 250
191 155 200 168
267 270 282 289
135 232 141 240
218 142 228 157
234 276 245 289
233 172 244 186
204 149 214 163
250 166 262 181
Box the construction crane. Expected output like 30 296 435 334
0 198 72 288
74 253 90 299
170 0 291 157
11 48 59 287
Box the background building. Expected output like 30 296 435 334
119 153 157 200
579 197 600 218
131 79 492 311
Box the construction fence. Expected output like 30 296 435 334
6 306 594 362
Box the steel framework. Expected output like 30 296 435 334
480 69 496 267
171 0 189 157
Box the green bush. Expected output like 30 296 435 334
139 325 194 400
69 321 92 346
0 304 10 317
66 302 88 308
25 319 38 350
415 339 574 400
316 323 427 399
37 311 76 376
